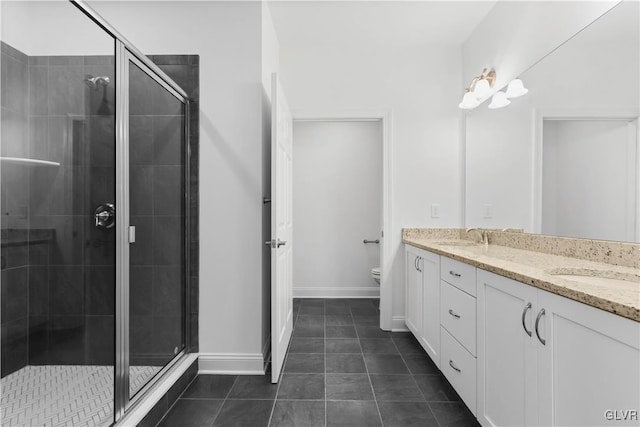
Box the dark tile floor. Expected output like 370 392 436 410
158 298 479 427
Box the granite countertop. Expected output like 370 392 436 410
402 232 640 322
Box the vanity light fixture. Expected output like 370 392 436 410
458 67 496 109
488 91 511 109
505 78 529 98
459 92 481 109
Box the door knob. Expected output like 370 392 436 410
265 239 287 248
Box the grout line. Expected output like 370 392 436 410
324 301 328 427
356 313 385 427
205 374 240 427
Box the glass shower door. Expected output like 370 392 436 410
126 54 187 399
1 1 117 425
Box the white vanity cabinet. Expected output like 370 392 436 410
477 269 640 427
405 245 423 337
404 245 440 367
537 289 640 427
477 269 539 426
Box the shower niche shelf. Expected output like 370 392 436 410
0 156 61 167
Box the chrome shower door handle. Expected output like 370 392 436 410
94 203 115 229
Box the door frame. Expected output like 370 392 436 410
532 108 640 241
292 110 394 331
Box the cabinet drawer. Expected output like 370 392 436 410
441 256 476 296
440 281 476 355
441 327 477 415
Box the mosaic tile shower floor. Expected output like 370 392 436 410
1 365 160 426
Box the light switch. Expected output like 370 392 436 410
431 204 441 218
483 204 493 219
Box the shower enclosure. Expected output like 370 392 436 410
0 1 195 425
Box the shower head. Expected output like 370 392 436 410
84 75 110 89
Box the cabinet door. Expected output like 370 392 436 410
405 246 423 337
420 251 440 367
537 290 640 427
477 270 538 427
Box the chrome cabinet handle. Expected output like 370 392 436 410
521 302 532 337
363 239 380 244
417 257 422 273
448 309 461 319
449 360 461 372
535 308 546 345
449 270 461 278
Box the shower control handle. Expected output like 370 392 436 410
94 203 115 229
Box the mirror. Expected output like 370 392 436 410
465 0 639 243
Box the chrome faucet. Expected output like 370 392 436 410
466 227 489 245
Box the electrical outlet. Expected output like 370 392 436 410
431 204 441 218
483 204 493 219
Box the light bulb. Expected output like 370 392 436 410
459 92 480 109
473 78 491 99
488 91 511 109
505 79 528 98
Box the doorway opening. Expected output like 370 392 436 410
291 113 392 330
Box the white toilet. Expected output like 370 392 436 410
371 267 381 284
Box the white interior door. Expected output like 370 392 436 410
270 73 294 383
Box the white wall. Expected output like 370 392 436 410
465 1 639 233
280 43 464 325
462 0 619 92
1 1 112 56
292 120 381 298
89 0 273 372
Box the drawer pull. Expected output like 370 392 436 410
449 270 461 278
521 302 532 337
448 309 461 319
535 308 546 345
449 359 461 372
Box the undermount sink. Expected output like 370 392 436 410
433 240 479 247
547 268 640 288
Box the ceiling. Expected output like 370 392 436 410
267 0 498 48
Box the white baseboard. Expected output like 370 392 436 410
293 286 380 299
198 353 265 375
391 316 409 332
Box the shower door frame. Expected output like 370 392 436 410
70 1 192 423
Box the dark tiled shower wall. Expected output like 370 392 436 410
28 53 117 368
1 42 119 375
150 55 200 354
